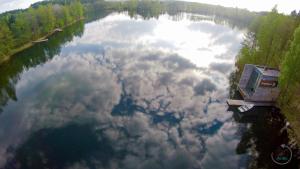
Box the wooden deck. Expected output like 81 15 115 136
227 99 275 106
54 28 63 32
32 39 48 43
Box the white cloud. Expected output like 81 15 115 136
0 13 245 168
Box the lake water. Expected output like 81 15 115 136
0 12 281 169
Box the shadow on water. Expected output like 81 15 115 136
228 72 300 169
112 82 183 126
111 83 144 116
0 21 84 114
3 123 124 169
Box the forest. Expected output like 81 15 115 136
236 7 300 141
0 0 84 63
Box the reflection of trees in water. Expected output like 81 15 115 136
130 1 255 29
228 71 242 99
4 124 117 169
84 4 112 24
0 21 84 113
228 73 299 169
86 0 256 29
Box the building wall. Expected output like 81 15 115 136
249 87 280 102
239 64 280 102
239 64 254 89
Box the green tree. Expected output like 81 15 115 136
69 1 84 20
62 6 72 25
128 0 138 17
237 7 297 70
279 25 300 104
52 4 65 27
11 13 32 45
0 21 14 59
0 0 85 63
27 7 40 39
255 7 296 67
37 5 55 34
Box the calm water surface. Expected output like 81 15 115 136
0 13 248 169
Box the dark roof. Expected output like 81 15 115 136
256 66 280 77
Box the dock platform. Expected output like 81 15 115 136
54 28 63 32
33 39 48 43
227 99 275 106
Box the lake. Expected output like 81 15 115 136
0 12 294 169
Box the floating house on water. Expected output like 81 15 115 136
238 64 280 102
227 64 280 106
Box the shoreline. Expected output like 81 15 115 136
0 18 84 64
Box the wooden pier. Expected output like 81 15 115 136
227 99 275 106
32 38 48 43
54 28 63 32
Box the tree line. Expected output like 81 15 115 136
162 1 258 28
0 0 84 63
236 7 300 140
83 0 258 27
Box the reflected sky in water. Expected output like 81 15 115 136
0 13 246 169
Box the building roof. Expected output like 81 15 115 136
256 66 280 77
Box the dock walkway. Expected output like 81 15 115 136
32 39 48 43
227 99 275 106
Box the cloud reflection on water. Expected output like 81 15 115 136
0 13 245 169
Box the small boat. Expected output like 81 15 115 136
54 28 63 32
32 39 48 43
238 104 254 112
